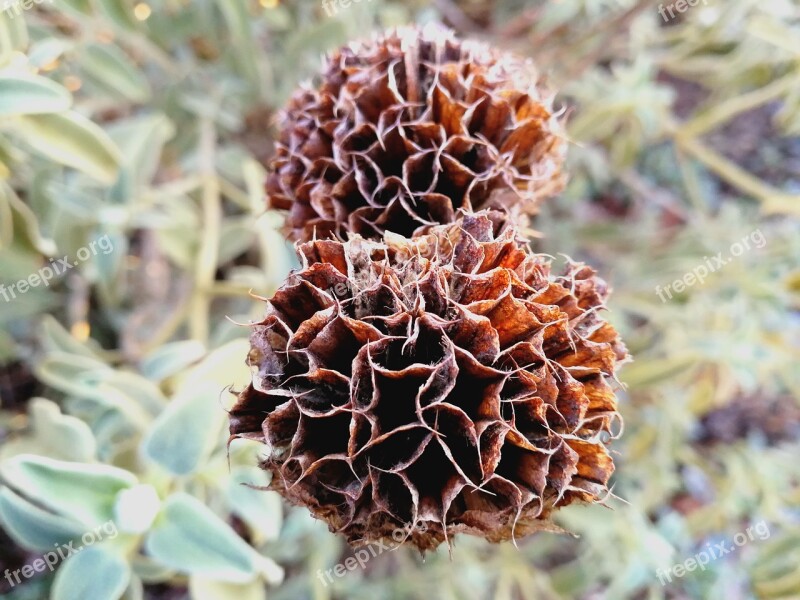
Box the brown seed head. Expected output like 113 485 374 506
267 25 566 243
229 212 627 551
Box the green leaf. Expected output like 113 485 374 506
214 0 260 91
0 454 137 525
0 398 97 463
81 43 152 103
85 370 167 417
0 75 72 116
39 314 105 359
172 338 253 391
141 385 225 476
14 112 122 184
51 546 131 600
0 487 87 551
27 38 73 68
94 0 139 31
227 467 282 544
0 180 56 255
219 217 256 265
107 113 174 203
139 340 206 382
0 8 28 62
35 351 112 397
145 493 284 584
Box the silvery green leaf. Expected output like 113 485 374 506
14 112 121 184
141 385 225 476
172 337 253 392
43 181 106 220
27 38 73 68
94 0 139 31
35 351 112 397
39 314 105 359
145 493 284 584
150 194 201 268
0 454 137 525
1 181 56 255
219 216 256 265
214 0 260 91
69 380 154 432
0 75 72 116
0 8 28 62
92 370 167 416
139 340 206 382
51 546 131 600
91 230 128 305
0 487 87 551
81 43 151 103
0 398 97 463
227 467 283 544
107 113 174 202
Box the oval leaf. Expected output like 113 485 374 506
52 546 131 600
0 454 137 525
14 112 121 184
141 386 225 476
0 75 71 117
0 487 87 551
81 43 152 103
145 493 283 584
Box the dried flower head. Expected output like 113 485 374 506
229 212 627 551
267 25 566 243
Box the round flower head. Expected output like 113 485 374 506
267 25 566 243
229 212 627 551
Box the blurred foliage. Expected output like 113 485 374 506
0 0 798 599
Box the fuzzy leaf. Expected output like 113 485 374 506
51 546 131 600
0 454 137 525
14 112 121 183
145 493 284 584
0 75 71 116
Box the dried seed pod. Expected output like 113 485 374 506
229 212 627 551
267 25 566 243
